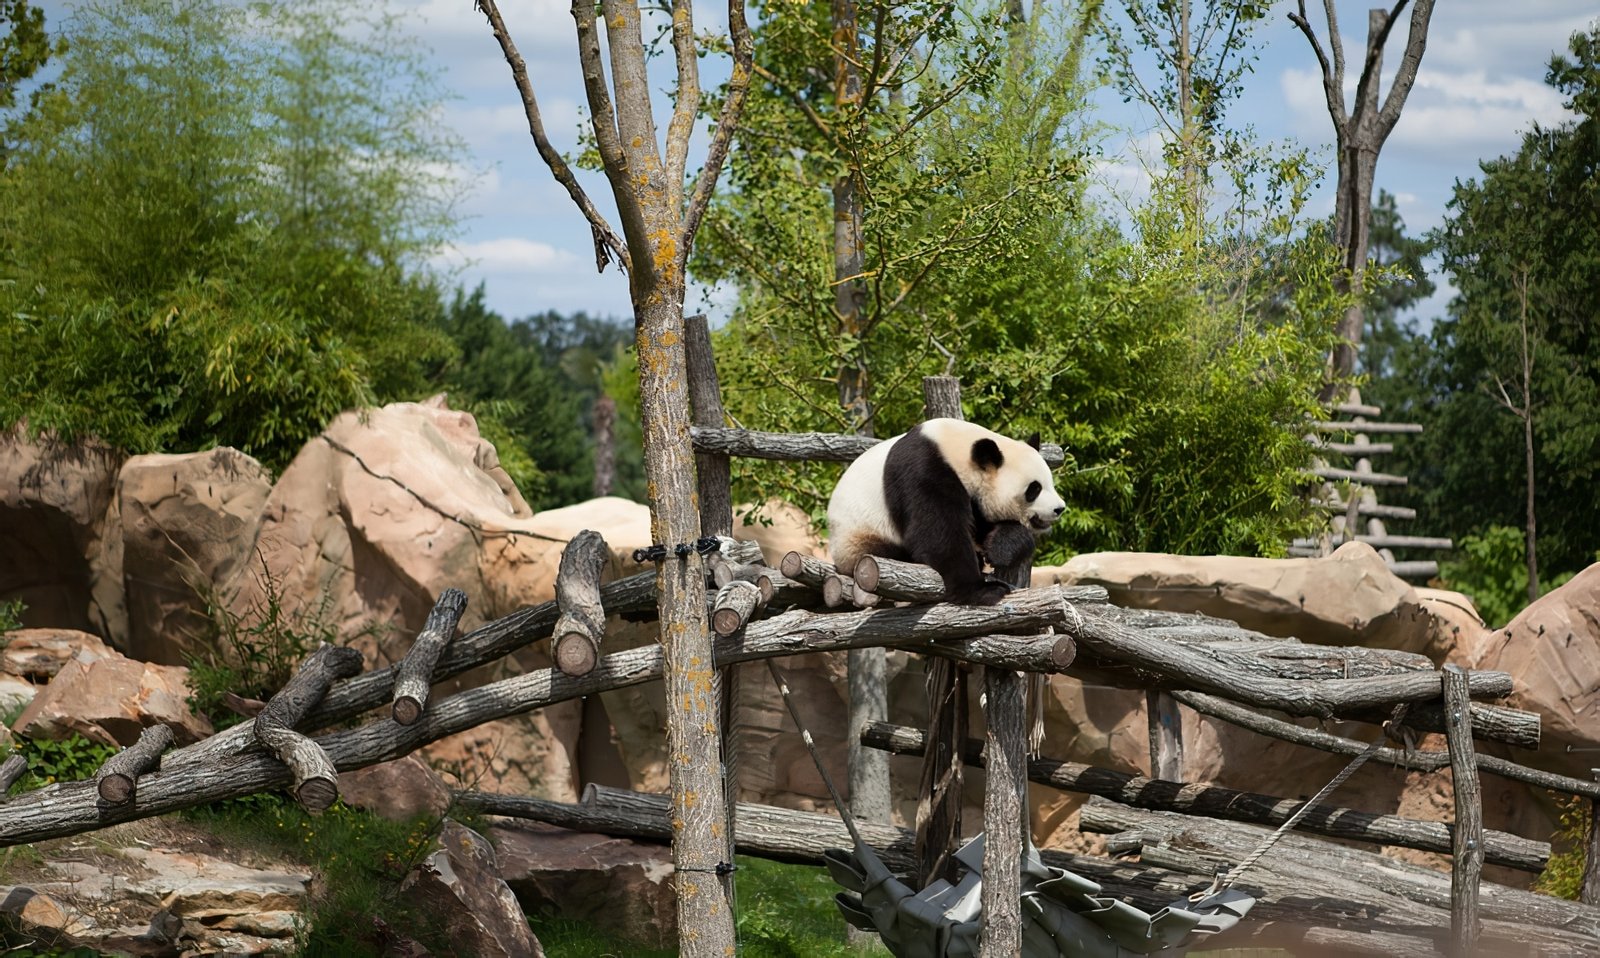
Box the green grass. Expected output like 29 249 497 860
527 854 890 958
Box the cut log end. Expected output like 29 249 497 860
296 777 339 815
554 634 599 676
780 551 803 580
392 696 423 726
1049 635 1077 671
713 607 746 637
97 774 135 806
853 556 882 593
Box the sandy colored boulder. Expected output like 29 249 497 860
1471 562 1600 771
0 426 123 637
116 448 272 665
1 627 113 679
11 648 211 746
1037 542 1460 656
493 821 676 949
402 820 545 958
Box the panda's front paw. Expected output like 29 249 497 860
974 578 1015 606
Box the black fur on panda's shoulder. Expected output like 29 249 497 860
883 424 1011 605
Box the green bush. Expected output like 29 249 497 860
1535 795 1592 900
1439 525 1577 629
3 732 117 794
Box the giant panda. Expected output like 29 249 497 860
826 418 1066 605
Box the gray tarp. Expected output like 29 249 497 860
825 832 1254 958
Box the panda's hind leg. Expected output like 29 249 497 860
904 515 1008 606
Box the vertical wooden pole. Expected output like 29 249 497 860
980 536 1033 957
1581 770 1600 907
1443 664 1483 956
915 376 966 888
1146 690 1184 781
683 315 740 894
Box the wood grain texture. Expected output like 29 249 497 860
392 588 468 724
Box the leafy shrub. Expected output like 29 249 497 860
1439 525 1577 629
0 598 23 634
185 562 379 729
4 732 118 794
1535 795 1592 900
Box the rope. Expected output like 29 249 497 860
1202 702 1412 897
764 658 868 849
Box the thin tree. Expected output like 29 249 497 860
472 1 752 953
1488 268 1540 603
1289 0 1436 390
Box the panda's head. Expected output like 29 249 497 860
925 419 1066 531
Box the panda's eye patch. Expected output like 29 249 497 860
1025 481 1042 502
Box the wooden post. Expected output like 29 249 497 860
1444 664 1483 955
1582 770 1600 907
1146 690 1184 780
916 375 967 887
682 311 743 916
980 484 1035 958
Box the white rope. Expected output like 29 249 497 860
1199 702 1412 897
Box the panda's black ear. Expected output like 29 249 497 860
1025 432 1041 450
972 438 1004 470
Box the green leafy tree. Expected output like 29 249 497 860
1394 25 1600 583
434 287 640 509
705 1 1342 561
0 0 462 470
0 0 60 139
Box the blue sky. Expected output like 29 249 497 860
36 1 1598 324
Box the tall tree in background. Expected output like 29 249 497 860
1290 0 1436 391
0 0 461 469
473 0 752 950
0 0 59 155
1395 25 1600 592
1099 0 1274 234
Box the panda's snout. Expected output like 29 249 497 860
1052 505 1064 516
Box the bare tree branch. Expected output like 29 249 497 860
474 0 628 273
1376 0 1436 140
569 0 651 267
665 0 700 192
1322 0 1345 94
601 0 663 179
1349 0 1408 137
1289 2 1346 127
681 0 754 261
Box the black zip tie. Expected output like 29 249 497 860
632 536 724 563
677 862 737 876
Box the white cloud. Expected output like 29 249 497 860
437 237 583 274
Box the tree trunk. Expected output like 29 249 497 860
1518 273 1539 603
634 290 736 952
591 394 617 498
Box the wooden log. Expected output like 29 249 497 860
94 724 175 806
1331 401 1384 417
1079 800 1600 953
391 588 469 725
467 787 1600 956
982 665 1027 958
1389 560 1440 579
1173 690 1600 800
780 551 835 589
855 553 1111 607
254 644 365 814
1309 420 1423 434
0 754 27 793
1311 497 1417 520
1308 440 1396 456
711 580 763 637
1445 664 1484 955
1063 605 1537 747
685 315 733 540
1313 465 1408 486
1292 533 1455 551
860 722 1549 872
822 574 879 609
852 554 945 602
1583 784 1600 907
552 531 610 677
754 569 821 611
690 425 1067 468
0 587 1082 848
1146 690 1183 781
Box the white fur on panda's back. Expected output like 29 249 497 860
826 432 902 572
